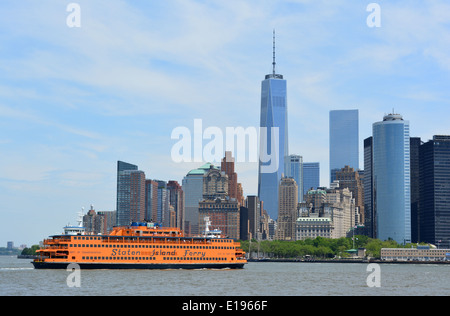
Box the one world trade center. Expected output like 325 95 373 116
258 31 289 221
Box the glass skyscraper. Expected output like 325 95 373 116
303 162 320 197
373 113 411 244
329 110 359 184
258 31 289 221
285 155 303 203
116 161 146 226
419 136 450 248
363 137 375 238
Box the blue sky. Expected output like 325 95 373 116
1 0 450 246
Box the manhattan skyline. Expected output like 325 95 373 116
1 1 450 246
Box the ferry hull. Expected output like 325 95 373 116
32 261 245 270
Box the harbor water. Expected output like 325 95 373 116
0 256 449 296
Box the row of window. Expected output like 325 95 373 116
82 256 156 261
72 236 233 243
80 256 229 261
70 244 233 250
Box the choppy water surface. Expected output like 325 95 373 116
0 256 449 296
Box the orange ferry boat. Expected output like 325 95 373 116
33 221 247 270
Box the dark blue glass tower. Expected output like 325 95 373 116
419 135 450 248
329 110 359 184
258 31 289 220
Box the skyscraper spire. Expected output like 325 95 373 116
272 29 276 76
266 30 283 80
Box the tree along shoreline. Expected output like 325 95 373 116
239 236 425 260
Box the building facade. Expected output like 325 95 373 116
167 180 185 231
275 177 298 240
335 165 364 225
296 216 332 240
419 136 450 248
246 196 261 240
329 110 359 184
373 113 411 244
410 137 421 243
221 151 238 202
303 162 320 197
285 154 304 202
145 179 158 222
198 198 240 240
182 163 218 236
203 166 228 200
155 180 170 226
363 137 375 238
116 161 146 226
83 205 117 235
381 246 450 262
297 183 355 240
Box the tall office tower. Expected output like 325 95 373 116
236 183 244 206
145 179 158 222
363 137 375 238
275 177 298 240
329 110 359 184
303 162 320 197
155 180 170 226
116 161 146 226
221 151 238 201
239 205 249 240
167 180 185 231
419 136 450 248
246 195 262 240
116 161 137 225
335 166 364 225
410 137 421 243
373 113 411 244
182 163 219 236
285 155 304 203
258 31 289 221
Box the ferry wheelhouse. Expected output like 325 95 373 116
33 221 247 270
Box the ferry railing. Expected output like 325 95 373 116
41 245 69 251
